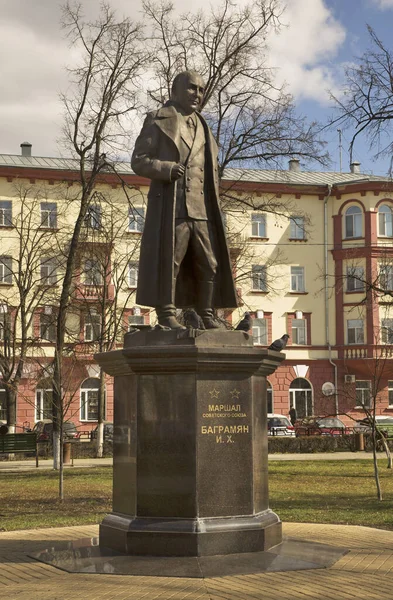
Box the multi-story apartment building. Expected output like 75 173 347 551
1 144 393 430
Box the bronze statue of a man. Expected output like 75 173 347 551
131 70 238 330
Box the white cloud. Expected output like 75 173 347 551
267 0 346 104
369 0 393 8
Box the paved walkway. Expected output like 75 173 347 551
0 452 386 471
1 522 393 599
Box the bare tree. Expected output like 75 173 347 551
50 1 147 493
143 0 328 177
331 25 393 172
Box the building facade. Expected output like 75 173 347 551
0 146 392 431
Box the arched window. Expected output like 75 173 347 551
266 381 273 414
0 384 6 421
379 204 393 237
35 379 53 421
289 378 313 419
80 378 105 421
345 206 362 238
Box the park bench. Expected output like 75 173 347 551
0 432 39 466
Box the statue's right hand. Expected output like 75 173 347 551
171 163 186 180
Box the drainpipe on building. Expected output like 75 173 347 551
324 184 339 415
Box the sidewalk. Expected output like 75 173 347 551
1 522 393 599
0 452 385 471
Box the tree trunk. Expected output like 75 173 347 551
372 426 383 500
95 368 105 458
6 386 16 433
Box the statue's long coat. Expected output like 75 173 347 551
131 103 238 309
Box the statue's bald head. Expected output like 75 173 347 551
171 70 205 115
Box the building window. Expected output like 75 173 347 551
381 319 393 344
128 207 145 232
252 318 267 345
84 311 101 342
251 213 266 237
347 319 364 344
380 265 393 291
40 202 57 228
345 206 362 238
290 266 305 292
128 314 144 329
35 382 53 421
379 205 393 237
346 266 365 292
252 265 267 291
289 378 312 419
292 318 306 345
355 380 371 408
289 216 305 240
80 378 104 421
267 381 273 414
40 258 57 286
40 309 56 342
0 201 12 227
128 262 139 288
0 256 12 284
85 204 102 229
84 260 103 286
388 381 393 407
0 308 9 342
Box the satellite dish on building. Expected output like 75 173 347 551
322 382 335 396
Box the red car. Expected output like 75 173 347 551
295 417 349 437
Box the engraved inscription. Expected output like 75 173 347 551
200 387 251 443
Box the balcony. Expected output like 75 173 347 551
343 346 368 359
74 284 115 301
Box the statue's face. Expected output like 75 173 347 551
173 73 205 115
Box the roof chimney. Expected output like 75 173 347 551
350 161 360 174
288 158 300 172
20 142 32 157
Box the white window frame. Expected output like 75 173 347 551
379 205 393 237
251 213 266 238
289 378 313 418
292 318 307 345
252 318 267 345
0 201 12 227
40 258 57 286
84 260 103 286
290 216 305 240
0 256 12 284
380 265 393 291
345 206 362 238
346 266 365 292
80 378 104 421
40 202 57 229
40 312 56 342
347 319 364 344
252 265 267 291
84 311 101 342
128 262 139 288
128 207 145 232
35 387 53 421
355 380 371 409
85 204 102 229
381 319 393 344
290 266 305 292
388 381 393 407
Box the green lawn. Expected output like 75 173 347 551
1 460 393 532
269 460 393 530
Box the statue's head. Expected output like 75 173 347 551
171 70 205 115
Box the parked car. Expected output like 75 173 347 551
354 416 393 436
33 420 80 442
267 414 296 437
295 416 349 437
91 422 113 443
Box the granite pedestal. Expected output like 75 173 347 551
95 328 284 557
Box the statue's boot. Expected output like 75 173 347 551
156 304 186 330
197 281 221 329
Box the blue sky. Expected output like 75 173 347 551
0 0 393 175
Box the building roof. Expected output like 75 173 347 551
0 153 390 187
